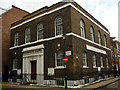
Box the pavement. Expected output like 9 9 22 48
82 76 120 89
1 76 120 89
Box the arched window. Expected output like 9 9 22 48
37 23 43 40
80 19 85 38
104 34 107 47
25 28 30 43
90 26 95 42
14 32 19 46
98 30 101 44
82 52 87 67
55 16 63 36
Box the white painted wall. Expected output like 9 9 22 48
22 45 44 84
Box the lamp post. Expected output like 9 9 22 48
63 35 67 89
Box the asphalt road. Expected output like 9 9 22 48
100 79 120 90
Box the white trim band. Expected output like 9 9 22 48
10 3 109 34
10 32 111 51
66 33 111 51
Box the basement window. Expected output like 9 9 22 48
56 80 64 86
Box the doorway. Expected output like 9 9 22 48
31 60 36 80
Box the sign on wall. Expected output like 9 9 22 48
65 51 71 56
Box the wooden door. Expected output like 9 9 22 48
31 60 36 80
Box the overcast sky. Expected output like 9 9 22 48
0 0 119 40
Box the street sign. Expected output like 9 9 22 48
65 51 71 56
63 57 68 63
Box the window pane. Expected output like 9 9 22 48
80 20 85 38
106 58 109 67
90 26 94 42
56 51 64 66
82 52 87 67
104 35 107 47
25 28 30 43
13 59 17 69
98 31 101 44
14 32 19 46
100 57 103 67
55 16 63 36
37 23 43 40
93 54 96 67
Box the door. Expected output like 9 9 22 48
31 60 36 80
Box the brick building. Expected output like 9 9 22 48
1 5 29 81
111 39 120 75
9 1 113 86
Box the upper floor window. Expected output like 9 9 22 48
80 19 85 38
37 23 43 40
90 26 95 42
55 16 63 36
25 28 30 43
13 58 18 69
56 50 64 67
100 56 103 68
14 32 19 46
98 30 101 44
82 52 87 67
104 34 107 47
93 54 96 68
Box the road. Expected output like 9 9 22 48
100 79 120 90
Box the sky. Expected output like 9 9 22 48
0 0 119 40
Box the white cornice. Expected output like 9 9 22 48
10 3 110 34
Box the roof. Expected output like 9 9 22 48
11 1 109 33
12 5 29 14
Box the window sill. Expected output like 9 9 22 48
93 66 97 68
55 34 63 37
12 69 17 71
101 66 104 68
55 66 65 69
83 66 89 68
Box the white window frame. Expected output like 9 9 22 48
13 58 18 70
93 54 96 68
100 57 104 68
82 52 88 68
25 28 30 43
55 51 64 69
37 23 43 40
55 16 63 36
14 32 19 46
90 26 94 42
106 58 109 68
80 19 85 38
104 34 107 47
98 31 101 45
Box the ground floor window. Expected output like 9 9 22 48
13 58 18 69
93 54 96 68
82 52 87 67
56 51 64 66
100 56 103 68
56 80 64 86
106 58 109 68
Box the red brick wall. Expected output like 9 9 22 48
2 6 29 81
